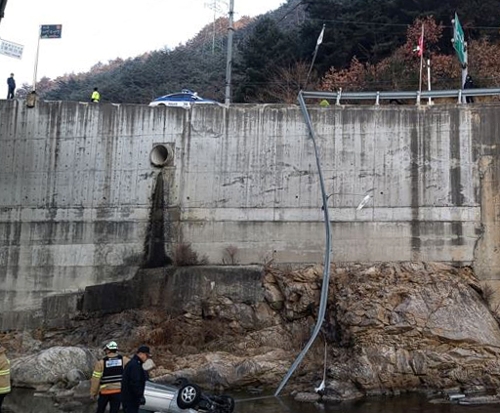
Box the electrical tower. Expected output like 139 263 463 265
204 0 227 55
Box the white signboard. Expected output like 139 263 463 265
0 38 24 59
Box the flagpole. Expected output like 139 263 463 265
427 58 432 105
304 24 325 90
32 25 41 91
418 24 424 94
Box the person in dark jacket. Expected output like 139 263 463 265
6 74 15 99
463 74 475 103
121 345 150 413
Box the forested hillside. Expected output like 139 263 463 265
24 0 500 104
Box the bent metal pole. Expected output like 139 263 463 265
274 90 333 396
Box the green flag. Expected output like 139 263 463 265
453 13 466 65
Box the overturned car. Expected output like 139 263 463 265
141 379 235 413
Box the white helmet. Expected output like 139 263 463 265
104 341 118 351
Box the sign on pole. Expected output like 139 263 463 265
33 24 63 91
40 24 62 39
0 38 23 59
452 13 466 66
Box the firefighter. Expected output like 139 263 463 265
90 341 129 413
91 87 100 103
0 345 10 413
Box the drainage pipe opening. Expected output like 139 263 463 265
150 144 172 167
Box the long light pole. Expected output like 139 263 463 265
224 0 234 105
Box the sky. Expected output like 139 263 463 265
0 0 285 87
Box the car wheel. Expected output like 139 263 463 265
177 383 202 409
219 395 235 413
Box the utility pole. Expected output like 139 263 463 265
224 0 234 105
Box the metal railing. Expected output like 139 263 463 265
301 87 500 105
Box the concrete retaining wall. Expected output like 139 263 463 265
1 99 499 319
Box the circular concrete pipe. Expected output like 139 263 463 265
150 144 172 167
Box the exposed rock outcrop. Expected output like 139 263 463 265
3 262 500 402
322 262 500 399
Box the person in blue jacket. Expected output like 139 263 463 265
121 345 151 413
6 74 15 99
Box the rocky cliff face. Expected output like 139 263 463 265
319 262 500 399
3 263 500 401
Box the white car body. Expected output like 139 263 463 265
149 90 219 108
142 381 197 413
141 380 234 413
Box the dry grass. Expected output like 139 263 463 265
132 315 235 355
222 245 239 265
173 243 209 266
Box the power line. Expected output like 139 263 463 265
306 17 500 31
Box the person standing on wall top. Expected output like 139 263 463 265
91 87 100 102
90 341 129 413
121 345 151 413
6 73 15 99
463 74 475 104
0 345 11 413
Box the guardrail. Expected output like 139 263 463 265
301 87 500 105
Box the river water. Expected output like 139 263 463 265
4 389 500 413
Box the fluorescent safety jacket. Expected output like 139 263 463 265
0 346 11 394
91 91 100 102
90 352 129 397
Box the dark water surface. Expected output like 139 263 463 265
5 389 500 413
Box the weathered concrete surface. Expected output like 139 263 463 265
0 99 499 316
0 265 265 330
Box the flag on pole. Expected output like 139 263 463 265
418 24 425 94
40 25 62 39
417 25 424 57
316 24 325 46
413 24 424 56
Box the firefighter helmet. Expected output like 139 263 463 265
104 341 118 351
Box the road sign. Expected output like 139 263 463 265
40 24 62 39
452 13 466 66
0 38 23 59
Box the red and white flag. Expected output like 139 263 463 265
417 25 424 57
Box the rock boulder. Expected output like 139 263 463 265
11 346 95 390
